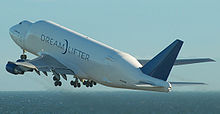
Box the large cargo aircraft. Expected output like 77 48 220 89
6 20 215 92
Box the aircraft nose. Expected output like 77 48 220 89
9 26 17 40
9 24 24 48
9 24 21 36
9 26 14 36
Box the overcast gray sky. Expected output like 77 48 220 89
0 0 219 91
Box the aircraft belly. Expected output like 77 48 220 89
100 82 170 92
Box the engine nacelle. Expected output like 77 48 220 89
6 62 24 75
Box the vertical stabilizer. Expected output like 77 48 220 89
140 39 183 81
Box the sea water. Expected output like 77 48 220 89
0 91 219 114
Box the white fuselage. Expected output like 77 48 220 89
9 20 171 92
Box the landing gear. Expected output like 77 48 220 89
53 76 58 81
20 50 27 60
86 83 90 88
53 76 62 87
20 54 27 60
83 80 96 88
16 50 27 62
54 81 62 86
70 78 81 88
92 81 97 85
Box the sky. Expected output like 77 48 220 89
0 0 219 92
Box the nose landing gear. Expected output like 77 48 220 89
20 50 27 60
17 50 27 62
20 54 27 60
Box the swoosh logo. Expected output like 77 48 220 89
62 39 68 54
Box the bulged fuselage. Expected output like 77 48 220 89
8 20 172 92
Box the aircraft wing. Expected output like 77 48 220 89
7 54 75 78
138 58 215 66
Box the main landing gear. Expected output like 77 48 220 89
53 76 62 86
83 80 97 88
70 78 81 88
70 78 97 88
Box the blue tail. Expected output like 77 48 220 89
140 39 183 81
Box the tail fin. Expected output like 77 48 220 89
140 39 183 81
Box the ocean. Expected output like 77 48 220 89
0 91 219 114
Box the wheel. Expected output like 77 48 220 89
58 81 62 86
54 81 58 86
91 81 96 85
89 83 93 87
20 54 27 60
53 76 58 81
77 83 81 88
83 81 86 85
70 80 74 85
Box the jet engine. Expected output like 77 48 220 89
6 62 24 75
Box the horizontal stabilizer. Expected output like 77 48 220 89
141 39 183 81
174 58 215 65
170 82 207 86
138 58 215 66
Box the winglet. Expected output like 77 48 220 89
141 39 183 81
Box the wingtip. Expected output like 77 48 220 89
175 39 184 43
197 82 208 85
212 59 216 62
170 82 208 86
208 58 216 62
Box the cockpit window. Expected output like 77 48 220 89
19 22 22 24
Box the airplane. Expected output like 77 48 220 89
6 20 215 92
